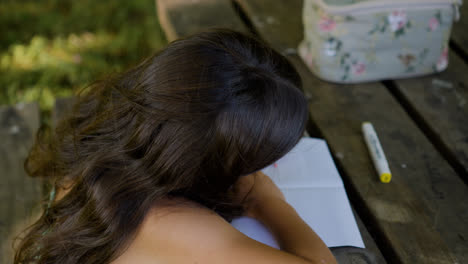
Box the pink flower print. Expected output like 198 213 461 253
352 62 366 75
318 15 336 32
388 10 407 32
436 47 448 71
428 17 440 31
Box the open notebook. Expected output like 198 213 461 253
231 137 365 249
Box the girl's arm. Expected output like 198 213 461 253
232 171 337 264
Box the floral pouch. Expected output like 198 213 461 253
298 0 462 83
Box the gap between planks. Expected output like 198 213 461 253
383 80 468 186
232 0 466 263
230 1 391 263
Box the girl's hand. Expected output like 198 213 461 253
230 170 285 219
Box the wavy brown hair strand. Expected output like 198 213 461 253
14 28 309 264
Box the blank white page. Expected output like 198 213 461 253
280 187 364 248
233 137 365 248
261 138 344 188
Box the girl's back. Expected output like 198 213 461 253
13 29 336 264
111 174 337 264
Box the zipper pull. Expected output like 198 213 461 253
452 0 461 21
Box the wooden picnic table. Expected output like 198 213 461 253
157 1 468 264
1 1 467 263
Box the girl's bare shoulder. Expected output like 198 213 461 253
112 197 313 264
111 197 237 263
142 197 232 245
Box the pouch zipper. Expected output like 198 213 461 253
314 0 462 21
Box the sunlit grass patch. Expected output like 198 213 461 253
0 0 167 115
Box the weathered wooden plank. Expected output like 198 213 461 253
291 56 462 264
391 51 468 182
387 0 468 183
234 0 302 53
233 0 303 53
52 97 75 128
352 208 387 264
451 2 468 57
157 0 247 42
0 102 42 264
235 0 468 263
158 0 387 262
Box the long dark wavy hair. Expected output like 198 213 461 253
14 28 309 264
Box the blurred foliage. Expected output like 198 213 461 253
0 0 167 113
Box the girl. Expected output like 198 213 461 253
14 29 337 264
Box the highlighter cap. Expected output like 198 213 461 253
380 173 392 183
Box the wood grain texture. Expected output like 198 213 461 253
157 0 388 262
234 0 303 53
157 0 247 42
451 1 468 56
52 97 75 128
0 102 42 264
290 55 464 264
391 0 468 183
235 0 468 263
392 51 468 182
352 208 387 264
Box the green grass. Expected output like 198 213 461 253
0 0 167 113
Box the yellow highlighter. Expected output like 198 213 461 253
362 122 392 183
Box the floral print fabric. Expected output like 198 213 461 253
299 0 459 83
